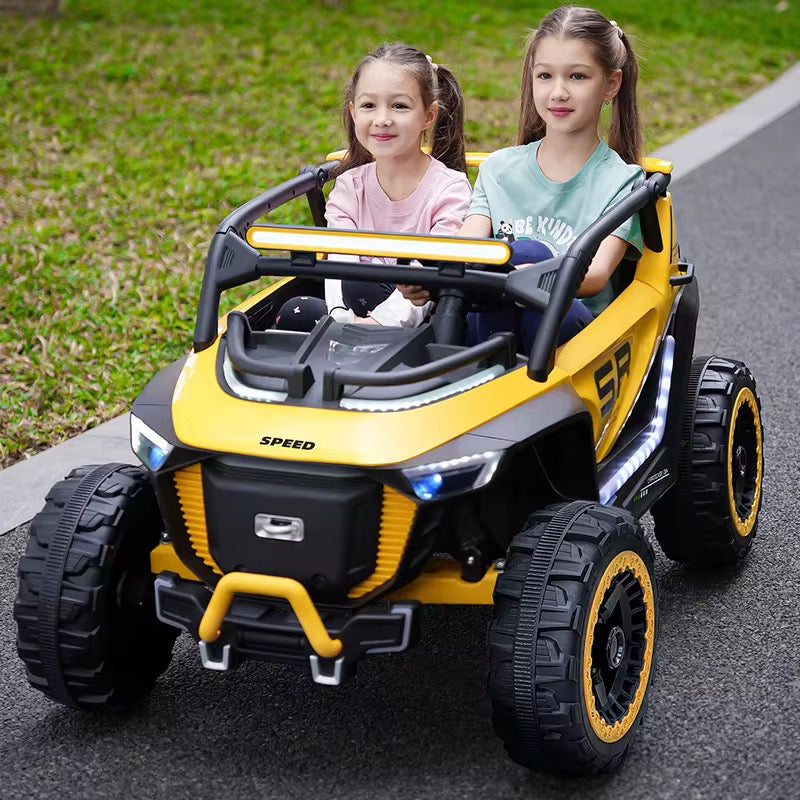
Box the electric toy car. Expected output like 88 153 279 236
14 152 764 776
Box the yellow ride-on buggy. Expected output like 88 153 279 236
14 154 764 775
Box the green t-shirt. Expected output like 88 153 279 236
469 139 644 315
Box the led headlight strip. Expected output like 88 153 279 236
598 335 675 505
403 451 503 501
246 225 511 266
130 414 174 471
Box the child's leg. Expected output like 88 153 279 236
507 239 558 265
466 306 521 346
518 300 594 353
467 239 557 348
275 296 328 331
341 280 395 318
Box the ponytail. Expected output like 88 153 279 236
335 83 372 177
430 64 467 174
608 32 643 166
516 30 546 145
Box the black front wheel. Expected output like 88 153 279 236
14 464 178 709
489 502 658 775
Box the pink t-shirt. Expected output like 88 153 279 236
324 157 472 326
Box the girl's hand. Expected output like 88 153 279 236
398 284 430 306
354 315 379 325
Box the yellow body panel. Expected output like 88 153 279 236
150 547 500 604
173 345 569 465
173 464 222 574
348 488 417 597
151 542 196 580
388 558 498 604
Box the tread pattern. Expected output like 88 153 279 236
511 501 593 767
489 503 656 776
652 357 764 564
37 463 130 705
15 465 177 708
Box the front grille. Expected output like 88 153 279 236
174 464 222 575
172 461 417 600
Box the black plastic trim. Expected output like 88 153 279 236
155 573 420 665
322 331 516 401
225 311 314 398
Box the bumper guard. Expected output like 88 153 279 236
154 572 419 685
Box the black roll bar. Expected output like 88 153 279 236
194 164 338 351
322 332 516 402
527 172 671 382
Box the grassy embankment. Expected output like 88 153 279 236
1 0 798 466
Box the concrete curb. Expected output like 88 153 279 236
1 415 134 533
653 62 800 181
2 62 799 533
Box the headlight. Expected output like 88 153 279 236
402 451 503 501
130 414 174 471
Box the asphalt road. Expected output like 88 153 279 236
2 106 799 799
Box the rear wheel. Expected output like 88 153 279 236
489 502 658 775
14 464 178 709
652 357 764 565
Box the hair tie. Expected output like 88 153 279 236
425 53 439 73
609 19 624 39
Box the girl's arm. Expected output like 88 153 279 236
324 274 356 323
323 177 359 322
576 235 629 296
428 178 473 236
458 213 493 239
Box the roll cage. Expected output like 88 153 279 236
194 158 671 383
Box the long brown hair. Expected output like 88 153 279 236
517 5 643 165
336 43 467 175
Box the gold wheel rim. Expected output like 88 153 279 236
582 550 656 743
727 386 763 537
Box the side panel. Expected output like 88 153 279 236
557 194 678 460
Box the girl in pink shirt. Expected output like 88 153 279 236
276 44 471 331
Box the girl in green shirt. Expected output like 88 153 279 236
402 5 645 351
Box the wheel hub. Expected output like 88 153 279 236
588 566 651 730
605 626 626 669
735 445 747 478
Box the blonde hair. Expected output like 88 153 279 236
517 5 643 165
336 43 467 175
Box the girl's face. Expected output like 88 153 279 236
349 60 437 163
531 36 621 137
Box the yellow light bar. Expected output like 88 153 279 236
246 225 511 266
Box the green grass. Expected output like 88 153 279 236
1 0 798 466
